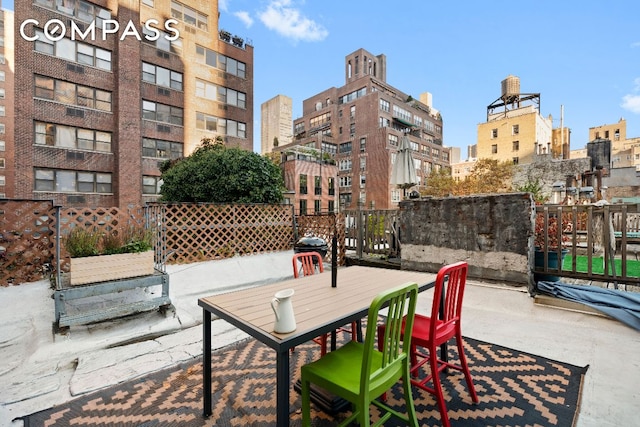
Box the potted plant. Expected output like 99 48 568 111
64 225 155 286
534 209 570 282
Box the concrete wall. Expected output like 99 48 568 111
399 193 534 285
512 155 591 198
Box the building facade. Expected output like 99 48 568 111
260 94 292 154
8 0 253 207
0 3 14 198
278 48 449 211
477 75 555 165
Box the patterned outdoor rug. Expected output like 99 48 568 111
22 336 588 426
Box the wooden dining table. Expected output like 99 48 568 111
198 265 437 427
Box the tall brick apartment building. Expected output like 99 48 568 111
277 48 449 211
6 0 252 207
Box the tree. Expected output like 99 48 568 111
422 159 514 197
160 139 285 203
463 159 514 195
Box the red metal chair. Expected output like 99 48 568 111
292 251 324 278
292 252 357 356
377 261 478 427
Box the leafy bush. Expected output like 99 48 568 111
64 225 153 258
64 228 101 258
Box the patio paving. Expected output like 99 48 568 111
0 250 638 427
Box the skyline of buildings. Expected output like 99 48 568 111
0 1 637 208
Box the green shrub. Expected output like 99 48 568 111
64 228 101 258
64 225 153 257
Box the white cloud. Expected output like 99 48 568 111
632 41 640 48
234 11 254 28
621 95 640 114
258 0 328 42
218 0 228 12
621 78 640 114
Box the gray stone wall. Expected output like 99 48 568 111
399 193 534 285
512 155 591 199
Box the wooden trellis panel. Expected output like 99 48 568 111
57 205 147 274
296 213 346 266
0 200 55 286
159 203 295 264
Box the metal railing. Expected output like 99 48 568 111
535 204 640 288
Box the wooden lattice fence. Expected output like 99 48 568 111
158 203 295 264
56 205 148 275
0 199 56 286
296 213 346 266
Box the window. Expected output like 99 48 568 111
512 140 519 151
379 117 390 128
360 174 366 188
299 174 308 194
491 144 498 154
143 175 162 194
328 200 335 213
142 26 183 54
0 140 4 151
142 0 154 5
339 176 352 187
339 159 352 171
34 30 112 71
36 0 112 26
143 100 183 125
314 200 321 214
339 142 352 154
0 71 4 81
379 99 390 112
360 157 366 171
391 189 401 203
388 134 398 146
491 129 498 138
35 122 112 152
35 76 112 111
299 200 307 215
513 157 519 165
314 176 321 196
512 124 519 135
350 105 356 120
349 123 355 135
171 0 208 31
142 62 183 90
142 138 183 159
328 177 335 196
0 158 4 168
34 168 112 193
195 45 246 78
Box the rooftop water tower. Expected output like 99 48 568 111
487 75 540 120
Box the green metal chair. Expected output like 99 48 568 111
300 282 420 427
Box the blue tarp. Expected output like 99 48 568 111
537 281 640 331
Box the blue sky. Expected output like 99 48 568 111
4 1 639 158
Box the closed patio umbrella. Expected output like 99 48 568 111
390 134 418 197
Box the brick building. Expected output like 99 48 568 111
278 48 449 211
0 3 14 198
477 75 557 165
7 0 252 207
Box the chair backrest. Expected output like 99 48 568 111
430 261 468 342
292 252 324 278
364 282 418 392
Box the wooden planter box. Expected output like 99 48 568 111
70 251 155 286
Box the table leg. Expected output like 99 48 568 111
203 309 212 417
276 348 290 427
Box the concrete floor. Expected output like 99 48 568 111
1 250 638 426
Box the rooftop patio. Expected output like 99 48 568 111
0 250 637 426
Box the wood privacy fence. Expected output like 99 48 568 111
1 201 342 287
343 209 401 259
295 213 346 266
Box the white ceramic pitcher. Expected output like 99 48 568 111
271 288 296 333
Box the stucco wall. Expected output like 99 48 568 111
399 193 534 285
